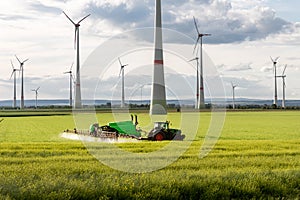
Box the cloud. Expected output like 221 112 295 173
28 2 62 15
221 62 253 72
46 0 291 44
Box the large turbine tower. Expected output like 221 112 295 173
150 0 167 115
10 60 19 108
63 11 90 109
193 17 211 109
15 55 29 109
271 57 279 106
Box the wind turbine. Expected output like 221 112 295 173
150 0 167 115
64 63 74 107
31 87 40 109
15 55 29 109
63 11 90 109
10 60 19 108
189 57 200 109
271 56 279 106
277 65 287 109
118 58 128 108
231 82 238 110
193 16 211 109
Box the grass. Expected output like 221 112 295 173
0 111 299 199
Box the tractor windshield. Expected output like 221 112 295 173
154 122 168 129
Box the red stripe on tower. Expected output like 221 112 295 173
154 60 164 65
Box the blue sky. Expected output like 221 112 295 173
0 0 300 102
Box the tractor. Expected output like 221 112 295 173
146 121 185 141
66 115 185 141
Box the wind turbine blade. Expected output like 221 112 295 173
10 60 14 70
275 56 280 62
118 58 122 67
193 37 200 54
63 11 76 26
15 55 21 64
189 57 198 62
23 59 29 63
37 87 40 91
282 65 287 76
193 16 200 35
78 14 90 24
119 68 122 77
9 71 14 80
74 28 77 49
70 62 74 71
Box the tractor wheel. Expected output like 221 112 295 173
155 132 164 141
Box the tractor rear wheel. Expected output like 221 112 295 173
155 132 164 141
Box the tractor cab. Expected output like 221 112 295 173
147 121 185 141
154 121 169 130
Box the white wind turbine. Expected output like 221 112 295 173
15 55 29 109
277 65 287 109
10 60 20 108
118 58 128 108
193 16 211 109
63 11 90 109
31 87 40 109
271 56 279 106
64 63 74 107
231 82 238 110
189 57 200 109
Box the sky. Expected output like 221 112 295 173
0 0 300 102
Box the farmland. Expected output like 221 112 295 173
0 111 300 199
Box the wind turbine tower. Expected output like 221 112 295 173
189 57 200 109
64 63 74 107
31 87 40 109
15 55 29 109
193 17 211 109
150 0 167 115
271 57 279 106
277 65 287 109
10 60 19 108
231 82 238 110
118 58 128 108
63 11 90 109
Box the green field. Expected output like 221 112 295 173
0 111 299 199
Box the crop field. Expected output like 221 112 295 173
0 111 299 199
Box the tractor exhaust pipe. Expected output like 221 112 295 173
135 115 138 126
